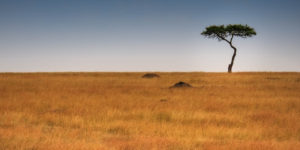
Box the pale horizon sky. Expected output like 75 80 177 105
1 0 300 72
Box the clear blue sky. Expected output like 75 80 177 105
1 0 300 72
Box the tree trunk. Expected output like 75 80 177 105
228 43 237 73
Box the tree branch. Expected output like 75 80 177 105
230 34 234 43
215 33 230 44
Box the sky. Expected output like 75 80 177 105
1 0 300 72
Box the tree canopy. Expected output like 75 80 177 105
201 24 256 43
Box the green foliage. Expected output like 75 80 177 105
226 24 256 37
201 24 256 41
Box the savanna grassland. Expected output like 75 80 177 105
0 72 300 150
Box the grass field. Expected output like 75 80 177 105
0 72 300 150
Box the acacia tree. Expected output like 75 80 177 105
201 24 256 73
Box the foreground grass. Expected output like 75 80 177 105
0 72 299 150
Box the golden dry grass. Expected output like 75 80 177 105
0 72 300 150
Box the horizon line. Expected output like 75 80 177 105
1 71 300 74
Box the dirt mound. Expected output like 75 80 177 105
170 81 192 88
160 99 167 102
142 73 160 78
